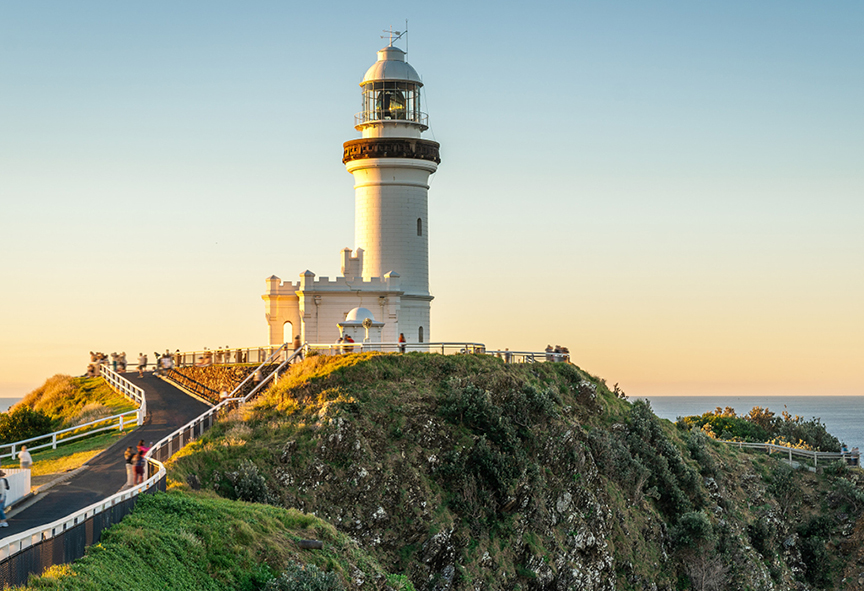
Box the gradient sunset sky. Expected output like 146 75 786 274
1 1 861 399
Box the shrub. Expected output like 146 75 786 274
587 428 650 501
686 428 717 477
219 460 278 505
671 511 715 554
746 517 775 559
265 563 343 591
627 401 704 519
0 406 54 444
829 478 864 514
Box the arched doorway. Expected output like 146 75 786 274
282 321 294 345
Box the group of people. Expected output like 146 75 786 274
545 345 571 363
123 439 150 487
334 334 356 354
136 350 179 377
86 351 133 377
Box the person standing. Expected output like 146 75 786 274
133 453 145 485
124 446 136 487
398 333 406 354
0 470 9 527
293 335 303 361
137 353 147 378
18 446 32 470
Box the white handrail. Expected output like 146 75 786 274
0 367 146 461
0 369 155 562
0 458 166 561
722 439 860 467
305 342 486 355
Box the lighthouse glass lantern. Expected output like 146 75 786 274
362 81 419 122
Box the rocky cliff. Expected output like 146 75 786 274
168 353 864 591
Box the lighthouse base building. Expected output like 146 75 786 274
263 41 439 347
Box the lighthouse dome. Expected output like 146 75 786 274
345 307 376 322
361 46 423 85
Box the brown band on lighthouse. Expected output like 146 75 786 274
342 138 441 165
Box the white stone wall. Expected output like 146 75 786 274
399 295 432 344
348 157 437 297
264 271 404 346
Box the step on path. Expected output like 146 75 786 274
0 374 210 538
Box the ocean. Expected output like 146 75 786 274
0 398 20 413
639 396 864 451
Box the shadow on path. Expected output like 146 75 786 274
1 373 209 538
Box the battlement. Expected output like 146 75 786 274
264 269 401 297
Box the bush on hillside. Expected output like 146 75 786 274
0 406 54 444
676 406 840 452
627 401 704 519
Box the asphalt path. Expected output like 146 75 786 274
1 373 209 539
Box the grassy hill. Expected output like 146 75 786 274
20 354 864 590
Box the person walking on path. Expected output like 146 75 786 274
293 335 303 362
17 446 32 470
399 333 406 354
138 353 147 377
124 446 136 487
0 471 9 527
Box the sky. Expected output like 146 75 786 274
1 1 862 399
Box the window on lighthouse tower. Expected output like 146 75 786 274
417 218 422 236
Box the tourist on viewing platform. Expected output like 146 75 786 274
117 352 127 372
137 439 150 455
18 446 32 470
545 345 554 362
399 333 407 353
336 335 345 354
344 334 355 353
174 349 181 368
137 353 147 378
561 346 570 363
110 352 118 372
0 470 9 527
123 446 135 487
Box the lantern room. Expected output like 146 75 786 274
355 45 428 136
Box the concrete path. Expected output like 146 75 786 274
1 373 209 538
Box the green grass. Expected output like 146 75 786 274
27 428 136 477
19 490 393 591
15 375 137 429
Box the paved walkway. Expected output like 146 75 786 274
1 373 209 538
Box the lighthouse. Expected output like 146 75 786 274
263 39 441 346
343 43 441 343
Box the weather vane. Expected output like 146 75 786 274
381 21 408 47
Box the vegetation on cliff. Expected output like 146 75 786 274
161 353 864 590
676 405 841 451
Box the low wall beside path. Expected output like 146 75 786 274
169 365 276 403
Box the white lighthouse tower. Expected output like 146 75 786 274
343 42 441 343
263 38 440 347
